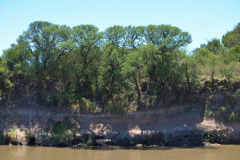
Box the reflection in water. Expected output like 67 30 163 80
1 145 240 160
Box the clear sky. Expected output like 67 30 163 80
0 0 239 55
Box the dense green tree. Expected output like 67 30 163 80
195 48 219 83
2 21 240 114
222 23 240 49
125 26 145 49
3 43 31 80
195 48 212 64
219 48 240 82
144 25 192 53
103 25 127 50
142 25 192 88
0 57 13 95
21 21 71 85
121 50 145 104
98 45 123 101
63 25 102 98
181 56 199 94
206 38 224 55
228 45 240 62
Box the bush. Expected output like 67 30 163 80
49 122 74 146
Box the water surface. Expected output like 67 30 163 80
1 145 240 160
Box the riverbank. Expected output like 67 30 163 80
1 104 240 147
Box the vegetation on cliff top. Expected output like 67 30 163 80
0 21 240 113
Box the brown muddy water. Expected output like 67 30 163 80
1 145 240 160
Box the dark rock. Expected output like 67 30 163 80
96 139 113 146
87 138 97 146
211 94 224 104
77 143 87 147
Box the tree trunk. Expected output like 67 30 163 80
134 76 141 106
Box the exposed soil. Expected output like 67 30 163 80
1 104 240 147
0 80 240 147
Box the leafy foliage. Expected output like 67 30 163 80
222 23 240 49
1 21 240 114
0 57 13 94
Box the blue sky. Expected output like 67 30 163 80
0 0 239 55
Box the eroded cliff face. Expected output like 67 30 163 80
1 103 240 147
1 79 240 147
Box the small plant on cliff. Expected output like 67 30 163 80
80 97 96 113
107 99 127 116
223 132 228 138
218 132 229 143
232 88 240 99
81 137 86 143
25 130 36 145
7 128 17 143
228 112 239 122
25 130 31 140
87 134 94 145
202 132 214 143
129 138 135 145
49 123 70 145
204 102 213 117
163 138 168 146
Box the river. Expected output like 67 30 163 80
1 145 240 160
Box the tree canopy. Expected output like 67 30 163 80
1 21 240 114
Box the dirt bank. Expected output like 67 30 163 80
1 104 240 147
